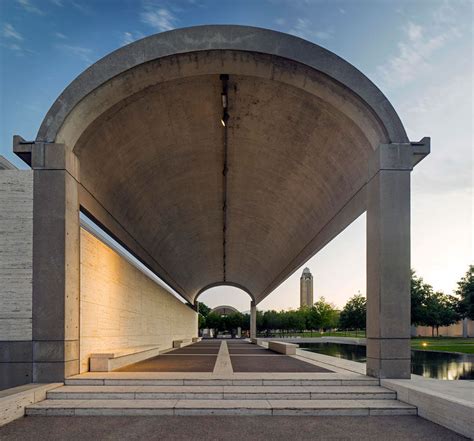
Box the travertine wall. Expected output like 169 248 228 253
0 170 33 389
415 319 474 337
0 171 33 341
80 228 197 372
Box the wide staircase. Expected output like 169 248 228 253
25 376 416 416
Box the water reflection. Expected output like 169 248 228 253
300 343 474 380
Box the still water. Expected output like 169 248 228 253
300 343 474 380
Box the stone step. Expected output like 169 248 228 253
26 399 416 416
47 385 396 400
65 378 380 387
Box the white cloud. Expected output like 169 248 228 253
17 0 44 15
288 18 333 41
141 8 177 32
401 70 473 195
275 18 286 26
70 0 92 15
2 23 23 41
375 20 458 88
406 22 422 42
54 32 67 39
122 31 145 46
56 44 93 63
0 42 24 55
376 0 465 90
50 0 63 5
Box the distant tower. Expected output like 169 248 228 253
300 267 314 307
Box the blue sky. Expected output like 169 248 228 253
0 0 472 311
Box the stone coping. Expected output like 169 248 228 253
257 337 367 345
0 383 62 427
90 345 160 359
90 346 161 372
381 377 474 439
67 371 369 380
295 347 367 376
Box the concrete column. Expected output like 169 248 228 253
195 301 200 336
462 318 468 338
31 143 81 382
250 301 257 339
366 143 413 379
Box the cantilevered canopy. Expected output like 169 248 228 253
28 25 410 305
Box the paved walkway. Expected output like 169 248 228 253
0 415 467 440
0 340 468 440
116 340 333 374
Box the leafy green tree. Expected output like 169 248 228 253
309 297 339 331
198 313 206 330
456 265 474 320
256 310 264 334
226 312 244 337
411 270 433 326
263 310 281 334
411 270 461 335
197 302 211 331
205 312 222 338
241 313 250 331
197 302 211 318
339 294 366 333
423 291 460 337
286 309 306 333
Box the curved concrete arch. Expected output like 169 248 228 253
210 305 240 315
196 282 255 303
17 25 429 381
37 25 407 144
24 26 415 305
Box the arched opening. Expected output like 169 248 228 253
196 285 253 339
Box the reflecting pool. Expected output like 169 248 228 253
300 343 474 380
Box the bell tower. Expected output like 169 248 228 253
300 267 314 307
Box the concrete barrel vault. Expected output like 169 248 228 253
12 25 429 381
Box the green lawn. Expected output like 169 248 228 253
411 338 474 354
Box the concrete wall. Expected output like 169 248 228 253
0 170 34 389
79 228 197 372
415 319 474 337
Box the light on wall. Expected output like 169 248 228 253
221 111 229 127
220 74 229 127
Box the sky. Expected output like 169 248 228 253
0 0 472 312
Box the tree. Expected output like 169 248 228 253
310 297 339 331
285 309 306 333
411 270 433 326
197 302 211 331
198 302 211 318
241 313 250 331
262 310 282 336
339 294 366 333
456 265 474 320
423 291 460 337
226 312 244 337
198 313 206 330
205 312 222 338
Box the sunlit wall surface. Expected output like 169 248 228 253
79 228 197 372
